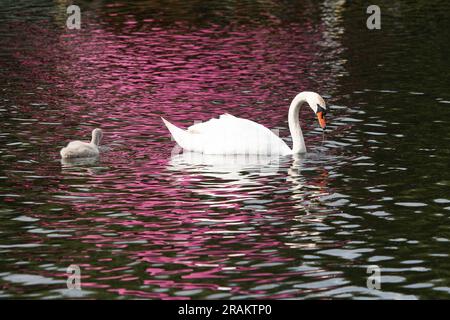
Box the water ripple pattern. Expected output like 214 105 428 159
1 0 450 299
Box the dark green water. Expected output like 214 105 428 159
0 0 450 299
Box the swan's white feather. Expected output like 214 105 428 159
60 140 99 158
162 115 292 155
162 92 326 156
187 114 236 134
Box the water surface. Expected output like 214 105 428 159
1 0 450 299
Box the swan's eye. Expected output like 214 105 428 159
317 105 327 115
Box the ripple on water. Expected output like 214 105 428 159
0 0 450 300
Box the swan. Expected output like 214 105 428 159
162 91 327 155
60 128 103 159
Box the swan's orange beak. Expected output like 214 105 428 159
317 111 326 129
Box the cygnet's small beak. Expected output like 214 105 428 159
317 111 326 130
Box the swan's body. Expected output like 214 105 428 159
60 128 103 159
162 91 327 155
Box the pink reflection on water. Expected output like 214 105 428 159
3 7 344 298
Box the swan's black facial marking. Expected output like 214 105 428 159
316 104 327 115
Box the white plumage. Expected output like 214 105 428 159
162 91 327 155
162 114 291 155
60 128 103 159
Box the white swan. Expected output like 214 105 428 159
162 91 327 155
60 128 103 159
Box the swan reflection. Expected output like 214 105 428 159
168 151 291 182
60 156 105 176
61 156 99 167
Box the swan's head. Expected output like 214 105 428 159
303 92 327 130
91 128 103 146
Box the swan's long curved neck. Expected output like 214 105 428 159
288 93 307 154
91 131 102 146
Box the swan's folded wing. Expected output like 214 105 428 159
187 114 236 134
186 113 291 155
60 141 99 158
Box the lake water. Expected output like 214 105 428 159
1 0 450 299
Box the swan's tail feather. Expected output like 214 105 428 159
161 117 189 150
60 147 70 158
59 147 78 159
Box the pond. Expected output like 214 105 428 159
0 0 450 299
